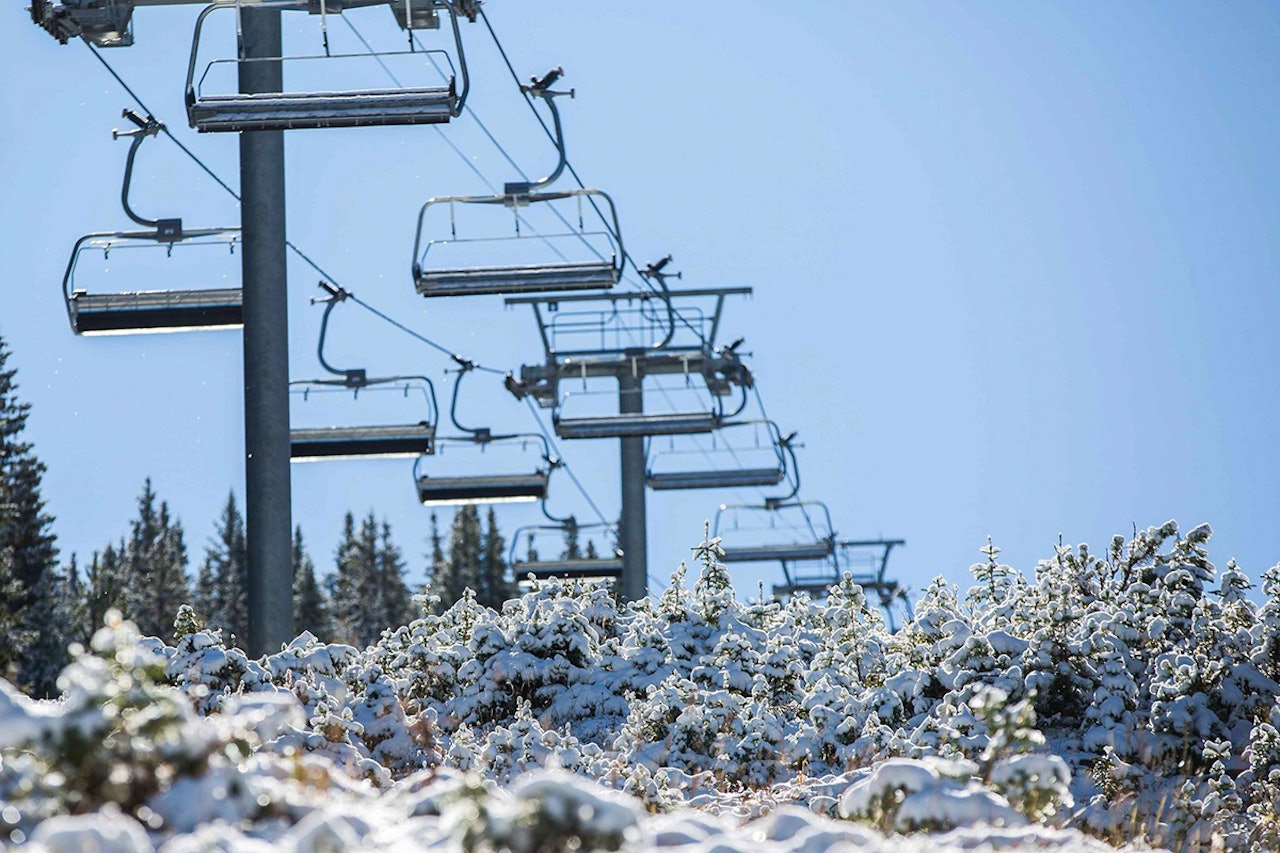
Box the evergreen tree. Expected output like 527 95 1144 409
85 541 127 637
375 520 413 633
0 544 28 681
429 505 482 612
63 554 89 650
331 512 362 645
0 337 58 603
332 512 386 646
19 563 74 698
198 492 248 642
293 525 333 640
121 479 190 640
563 518 582 560
476 507 510 610
0 337 60 694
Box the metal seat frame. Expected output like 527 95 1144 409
713 499 838 566
509 520 623 583
289 282 439 461
412 189 623 297
645 419 791 491
185 0 469 133
62 109 242 336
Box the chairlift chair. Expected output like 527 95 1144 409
646 419 791 491
411 68 624 298
185 0 470 133
413 435 553 505
289 282 438 460
290 380 437 460
62 110 242 336
509 520 623 583
713 499 838 566
772 539 912 630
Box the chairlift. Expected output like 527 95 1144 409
185 0 471 133
551 366 748 440
773 539 913 631
62 110 242 336
411 68 624 297
713 499 837 565
414 364 557 505
646 419 793 491
290 283 437 460
413 436 553 504
509 519 623 583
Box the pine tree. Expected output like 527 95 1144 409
85 541 127 637
64 554 89 650
200 492 248 643
332 512 385 646
19 562 74 698
331 512 362 645
293 525 333 640
430 505 482 612
375 520 413 633
0 337 60 694
476 507 509 610
121 479 190 640
0 544 29 681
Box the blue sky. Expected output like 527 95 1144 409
3 2 1279 603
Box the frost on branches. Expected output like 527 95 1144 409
2 522 1279 852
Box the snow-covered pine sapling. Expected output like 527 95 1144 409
971 685 1073 822
691 523 735 626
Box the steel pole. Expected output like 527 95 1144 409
618 362 647 601
239 7 293 655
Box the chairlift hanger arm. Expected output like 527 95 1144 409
308 282 370 386
503 66 574 196
112 109 184 239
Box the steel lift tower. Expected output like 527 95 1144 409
504 284 755 601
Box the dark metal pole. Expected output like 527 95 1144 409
618 360 647 601
239 7 293 655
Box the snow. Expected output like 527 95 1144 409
6 522 1276 851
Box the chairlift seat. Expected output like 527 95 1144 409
416 259 618 298
290 423 434 461
416 472 548 505
188 85 456 133
555 412 717 440
70 288 243 336
516 557 623 582
646 467 785 491
773 581 837 599
719 540 835 564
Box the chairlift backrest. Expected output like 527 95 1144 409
63 229 243 336
413 433 554 506
185 0 469 133
412 189 623 298
712 499 837 565
289 375 438 461
645 419 789 491
509 521 622 582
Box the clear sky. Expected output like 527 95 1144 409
3 2 1279 605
